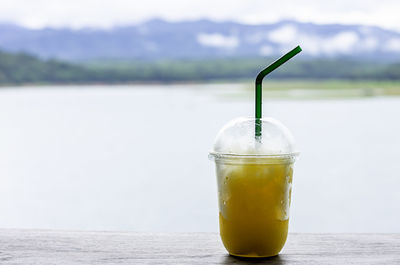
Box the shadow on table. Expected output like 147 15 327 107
221 254 286 264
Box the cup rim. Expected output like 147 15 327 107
208 151 299 164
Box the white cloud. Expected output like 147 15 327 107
267 25 298 44
299 35 322 56
384 38 400 52
197 33 239 49
362 37 378 51
325 31 360 53
259 45 274 56
245 32 266 44
265 26 360 55
291 31 360 56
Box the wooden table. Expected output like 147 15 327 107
0 230 399 264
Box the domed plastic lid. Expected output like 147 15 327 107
209 117 298 163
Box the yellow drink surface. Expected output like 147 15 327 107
216 161 293 257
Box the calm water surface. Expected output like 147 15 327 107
0 83 399 232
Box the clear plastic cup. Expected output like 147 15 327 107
209 117 298 258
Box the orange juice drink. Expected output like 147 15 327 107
215 159 293 257
210 117 297 258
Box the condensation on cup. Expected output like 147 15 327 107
209 117 299 258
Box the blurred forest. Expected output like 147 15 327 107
1 50 400 85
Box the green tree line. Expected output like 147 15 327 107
1 50 400 85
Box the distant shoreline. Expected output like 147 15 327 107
2 79 400 87
1 80 400 99
0 79 250 88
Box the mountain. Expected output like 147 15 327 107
0 19 399 61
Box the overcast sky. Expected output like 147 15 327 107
1 0 399 31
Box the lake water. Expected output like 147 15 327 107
0 83 399 233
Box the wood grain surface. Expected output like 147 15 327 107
0 230 399 264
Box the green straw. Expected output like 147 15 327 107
255 45 302 139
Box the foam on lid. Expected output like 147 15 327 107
211 117 297 156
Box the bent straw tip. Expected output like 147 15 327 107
294 45 302 52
